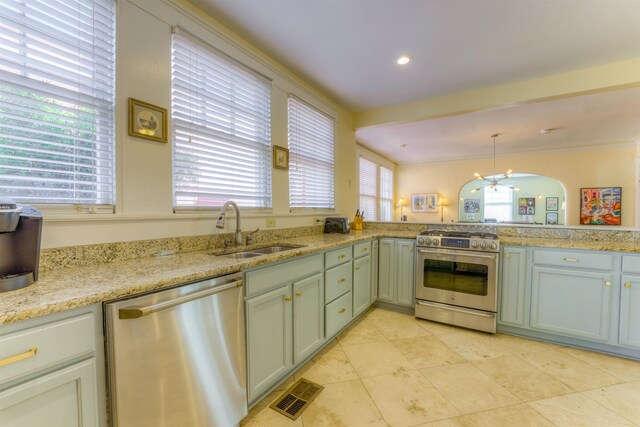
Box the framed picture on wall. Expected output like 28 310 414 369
546 197 558 211
128 98 168 143
546 212 558 225
463 199 480 213
411 193 438 212
580 187 621 225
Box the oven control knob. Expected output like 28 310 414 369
418 238 425 245
425 238 432 245
480 242 487 249
471 241 479 248
490 243 498 250
432 239 439 246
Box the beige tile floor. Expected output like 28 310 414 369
241 307 640 427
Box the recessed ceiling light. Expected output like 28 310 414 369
396 55 411 65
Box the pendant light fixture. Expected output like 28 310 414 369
470 133 519 193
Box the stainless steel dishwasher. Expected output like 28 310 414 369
104 272 247 427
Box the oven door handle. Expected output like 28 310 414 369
417 248 498 260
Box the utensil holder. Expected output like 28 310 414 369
352 216 363 230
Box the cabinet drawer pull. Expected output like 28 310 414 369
338 255 346 259
338 278 346 283
295 291 303 296
355 266 360 271
604 280 612 287
362 248 368 252
338 308 346 314
284 295 292 301
0 347 37 367
625 282 632 288
563 258 579 262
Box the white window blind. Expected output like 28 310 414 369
0 0 116 207
359 156 377 221
379 166 393 221
171 28 272 210
484 185 513 222
288 96 334 211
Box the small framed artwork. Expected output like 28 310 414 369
463 199 480 213
580 187 621 225
273 146 289 170
411 193 438 212
546 197 559 211
518 198 535 215
128 98 167 143
546 212 558 225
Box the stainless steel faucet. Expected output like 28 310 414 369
216 201 242 246
246 228 259 245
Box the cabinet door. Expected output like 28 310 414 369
531 266 613 342
293 273 325 364
499 247 528 327
370 240 379 304
395 240 416 307
246 285 292 403
620 275 640 350
377 239 395 303
0 359 98 427
353 255 372 316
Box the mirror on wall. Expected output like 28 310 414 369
458 174 566 225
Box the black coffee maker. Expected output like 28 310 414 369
0 197 42 293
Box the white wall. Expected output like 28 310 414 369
41 0 357 248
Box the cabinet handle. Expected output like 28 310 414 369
362 248 368 252
355 266 360 271
625 282 632 288
604 280 612 287
338 308 346 314
284 295 292 301
338 255 346 259
338 278 346 283
505 253 510 259
563 258 579 262
0 347 37 367
295 291 303 296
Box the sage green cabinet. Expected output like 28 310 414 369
353 255 372 316
293 273 325 364
530 266 613 343
498 246 528 327
377 238 416 307
370 240 379 304
246 285 292 403
620 275 640 350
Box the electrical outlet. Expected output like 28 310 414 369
313 217 324 224
266 217 276 228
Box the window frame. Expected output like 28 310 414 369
357 147 395 222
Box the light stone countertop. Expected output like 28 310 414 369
500 236 640 252
0 230 417 326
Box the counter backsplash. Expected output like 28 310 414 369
40 225 323 272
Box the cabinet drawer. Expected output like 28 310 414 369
622 256 640 274
0 314 95 386
245 254 323 297
325 246 352 269
353 241 372 259
325 291 352 338
532 249 613 271
325 262 352 303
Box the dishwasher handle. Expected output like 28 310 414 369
119 279 243 319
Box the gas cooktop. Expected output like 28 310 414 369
416 230 499 252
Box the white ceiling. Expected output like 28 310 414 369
190 0 640 165
356 87 640 164
191 0 640 112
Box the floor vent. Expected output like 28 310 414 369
269 378 324 420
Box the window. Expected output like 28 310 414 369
359 157 377 220
288 96 334 211
379 166 393 221
484 185 513 222
358 154 394 221
0 0 116 208
171 28 272 210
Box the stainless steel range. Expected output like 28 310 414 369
415 230 499 333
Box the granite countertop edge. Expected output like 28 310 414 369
0 230 414 326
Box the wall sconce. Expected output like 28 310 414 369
397 198 407 221
438 198 448 222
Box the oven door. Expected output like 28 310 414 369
415 248 498 312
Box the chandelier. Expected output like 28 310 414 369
470 133 519 193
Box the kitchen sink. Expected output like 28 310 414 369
213 244 305 259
